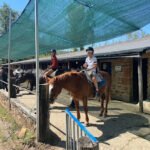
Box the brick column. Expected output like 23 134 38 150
111 58 133 102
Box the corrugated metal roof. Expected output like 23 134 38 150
57 36 150 59
7 36 150 65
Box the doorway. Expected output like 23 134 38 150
132 58 148 103
100 62 112 74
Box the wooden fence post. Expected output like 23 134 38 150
10 77 16 98
138 57 144 113
38 83 49 142
78 136 99 150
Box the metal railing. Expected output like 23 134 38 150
0 79 35 95
65 108 99 150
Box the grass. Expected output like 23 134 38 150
0 104 14 122
22 130 35 145
0 104 19 135
0 132 7 143
0 104 35 147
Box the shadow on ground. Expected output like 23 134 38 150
50 101 150 145
44 129 66 148
50 105 122 112
51 105 150 143
88 113 149 143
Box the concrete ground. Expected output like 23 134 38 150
0 89 150 150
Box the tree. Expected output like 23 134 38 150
127 30 147 40
0 3 19 35
127 32 138 40
80 46 84 51
73 48 78 52
140 30 147 37
66 5 94 47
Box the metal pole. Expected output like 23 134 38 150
69 116 71 149
77 125 79 150
8 9 12 110
73 121 76 150
66 114 69 150
35 0 40 141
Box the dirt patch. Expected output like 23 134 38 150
0 99 57 150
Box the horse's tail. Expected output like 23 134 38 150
100 71 111 101
107 73 111 101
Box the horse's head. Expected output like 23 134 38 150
48 78 62 104
16 72 26 83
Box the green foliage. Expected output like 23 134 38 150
0 104 14 122
22 130 35 145
0 104 19 142
80 46 84 51
127 30 147 40
67 4 94 45
73 48 78 52
0 3 19 35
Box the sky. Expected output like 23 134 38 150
0 0 29 13
0 0 150 47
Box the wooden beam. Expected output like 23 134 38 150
38 84 49 142
138 57 144 112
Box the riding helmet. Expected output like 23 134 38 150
86 47 94 52
51 49 56 53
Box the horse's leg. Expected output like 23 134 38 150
74 99 80 120
30 81 33 91
99 93 105 116
82 97 89 126
104 94 109 117
27 80 29 89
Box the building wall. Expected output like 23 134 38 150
111 58 133 102
98 58 133 102
148 58 150 99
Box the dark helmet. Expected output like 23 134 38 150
86 47 94 52
51 49 56 53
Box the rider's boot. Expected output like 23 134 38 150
95 88 99 98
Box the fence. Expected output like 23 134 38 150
65 108 99 150
0 79 35 95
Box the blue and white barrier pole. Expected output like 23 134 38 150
65 108 99 150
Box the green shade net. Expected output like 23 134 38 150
0 0 150 60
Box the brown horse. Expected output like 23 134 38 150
48 71 111 125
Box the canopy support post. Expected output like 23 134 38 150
138 56 144 113
35 0 40 141
8 9 12 110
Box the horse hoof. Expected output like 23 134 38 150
99 113 103 117
85 122 89 126
103 114 107 118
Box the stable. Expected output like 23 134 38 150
57 37 150 103
6 37 150 104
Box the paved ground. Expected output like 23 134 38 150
0 89 150 150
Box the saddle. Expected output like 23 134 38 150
82 70 106 90
47 69 64 78
50 70 58 77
